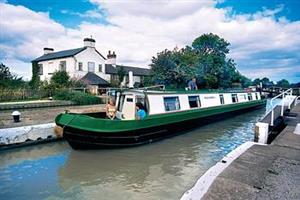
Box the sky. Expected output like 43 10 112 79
0 0 299 83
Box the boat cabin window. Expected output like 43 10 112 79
126 98 133 102
164 97 180 111
219 94 224 105
231 94 238 103
248 93 252 101
188 96 201 108
255 93 258 100
117 95 125 111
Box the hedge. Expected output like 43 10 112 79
54 90 102 105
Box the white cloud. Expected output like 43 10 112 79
0 1 299 82
61 9 104 19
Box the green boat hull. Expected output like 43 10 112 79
55 99 266 149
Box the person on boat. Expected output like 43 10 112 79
188 78 198 90
105 98 116 120
136 102 146 120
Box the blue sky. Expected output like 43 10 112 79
0 0 299 83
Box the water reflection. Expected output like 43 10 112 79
0 108 266 200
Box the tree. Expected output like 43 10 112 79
149 33 249 89
0 63 24 88
276 79 290 88
50 71 70 88
192 33 237 88
117 66 126 86
252 78 261 86
149 47 197 88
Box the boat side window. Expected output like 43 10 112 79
126 98 133 102
248 93 252 101
188 96 201 108
219 94 224 105
231 94 238 103
255 93 258 100
164 97 180 111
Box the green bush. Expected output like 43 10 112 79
54 90 102 105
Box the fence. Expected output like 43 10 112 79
0 89 50 102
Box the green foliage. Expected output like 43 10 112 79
54 90 102 105
252 77 274 88
149 47 197 88
117 66 126 85
276 79 290 88
29 61 40 89
149 33 246 89
0 63 25 89
50 71 70 88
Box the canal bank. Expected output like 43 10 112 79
182 103 300 200
0 104 105 150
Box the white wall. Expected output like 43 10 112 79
74 47 110 81
38 57 75 81
200 94 221 107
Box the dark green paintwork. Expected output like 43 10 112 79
55 99 266 133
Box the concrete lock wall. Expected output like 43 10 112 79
0 123 57 145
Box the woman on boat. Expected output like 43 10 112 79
105 98 116 120
136 102 146 120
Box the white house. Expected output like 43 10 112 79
32 38 150 90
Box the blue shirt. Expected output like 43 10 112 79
137 109 146 120
188 80 197 90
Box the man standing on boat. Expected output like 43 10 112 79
188 78 198 90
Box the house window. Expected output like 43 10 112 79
88 62 95 72
59 61 66 71
219 94 225 104
188 96 201 108
98 64 102 72
248 93 252 101
78 62 83 71
232 94 238 103
38 64 43 75
164 97 180 111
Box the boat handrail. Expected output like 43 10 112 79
139 85 165 91
267 88 293 126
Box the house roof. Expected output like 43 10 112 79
32 47 87 62
32 47 106 62
105 64 150 76
80 72 109 86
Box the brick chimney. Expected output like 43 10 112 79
106 50 116 65
43 47 54 54
83 38 95 48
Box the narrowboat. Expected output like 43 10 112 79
55 89 266 149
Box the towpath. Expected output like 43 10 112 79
202 104 300 199
0 104 105 129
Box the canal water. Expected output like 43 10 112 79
0 104 270 200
